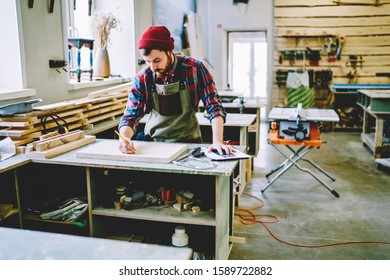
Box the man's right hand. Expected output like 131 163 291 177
118 137 137 154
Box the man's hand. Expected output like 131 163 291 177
118 127 136 154
207 142 234 155
118 136 137 154
209 116 233 155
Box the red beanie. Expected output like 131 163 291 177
137 26 174 51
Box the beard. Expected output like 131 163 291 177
155 53 173 78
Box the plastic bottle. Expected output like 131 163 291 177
172 226 189 248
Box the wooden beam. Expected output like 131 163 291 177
275 5 390 17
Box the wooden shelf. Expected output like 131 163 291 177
23 213 76 225
92 206 216 226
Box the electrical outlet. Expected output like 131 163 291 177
49 60 67 68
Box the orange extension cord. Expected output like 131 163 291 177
235 192 390 248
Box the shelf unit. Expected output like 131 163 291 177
356 90 390 158
0 156 27 229
13 141 237 260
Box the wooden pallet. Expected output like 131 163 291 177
0 83 130 147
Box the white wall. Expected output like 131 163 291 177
95 0 137 79
1 0 273 108
197 0 274 104
0 1 25 89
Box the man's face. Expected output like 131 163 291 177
142 49 173 78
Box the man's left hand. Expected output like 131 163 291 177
207 142 234 155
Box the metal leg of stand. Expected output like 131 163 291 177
292 160 339 197
301 158 336 181
262 142 339 198
262 161 295 193
285 145 336 181
265 142 306 180
262 144 313 193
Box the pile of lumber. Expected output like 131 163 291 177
0 83 130 147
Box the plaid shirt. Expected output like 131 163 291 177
118 55 226 132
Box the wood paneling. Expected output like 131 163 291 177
273 1 390 107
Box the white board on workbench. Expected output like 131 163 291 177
76 140 187 164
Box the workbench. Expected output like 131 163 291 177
0 140 240 260
199 98 265 156
357 90 390 158
0 227 193 260
196 112 255 204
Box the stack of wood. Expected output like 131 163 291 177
25 130 96 159
0 83 130 147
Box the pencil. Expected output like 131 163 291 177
115 131 136 153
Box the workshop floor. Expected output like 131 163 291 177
229 120 390 260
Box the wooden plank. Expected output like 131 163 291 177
343 36 390 46
33 130 85 151
0 116 38 122
36 115 85 130
83 99 125 112
276 26 390 37
0 127 40 137
33 102 80 111
83 103 125 118
10 132 42 140
87 82 131 99
275 16 390 27
275 5 390 17
39 131 59 140
275 52 390 67
85 109 124 124
12 138 35 147
342 46 390 55
33 130 82 145
76 140 188 164
275 0 390 6
229 236 246 244
332 76 390 83
0 121 32 128
275 0 336 6
332 0 390 5
25 135 96 159
276 36 390 48
76 92 128 106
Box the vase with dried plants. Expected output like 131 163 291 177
91 12 120 79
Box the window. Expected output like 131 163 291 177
0 0 35 101
63 0 136 89
227 31 267 99
65 0 95 82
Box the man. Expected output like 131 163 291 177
118 25 232 155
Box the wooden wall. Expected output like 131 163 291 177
272 0 390 107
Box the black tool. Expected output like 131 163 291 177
41 114 69 134
190 147 205 158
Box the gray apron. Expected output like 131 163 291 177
144 70 202 143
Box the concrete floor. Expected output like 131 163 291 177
229 121 390 260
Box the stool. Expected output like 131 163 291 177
68 38 94 82
262 122 339 198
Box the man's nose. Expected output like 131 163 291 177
149 62 158 72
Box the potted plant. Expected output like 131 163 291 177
91 12 120 79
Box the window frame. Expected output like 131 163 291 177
0 0 36 102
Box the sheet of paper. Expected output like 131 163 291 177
0 137 16 161
202 147 251 161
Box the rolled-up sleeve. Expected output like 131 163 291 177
197 63 226 123
118 76 148 132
